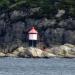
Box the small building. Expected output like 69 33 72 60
28 27 38 47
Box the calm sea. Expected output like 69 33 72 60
0 57 75 75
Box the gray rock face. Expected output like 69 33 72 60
64 30 75 44
0 6 75 51
44 28 65 46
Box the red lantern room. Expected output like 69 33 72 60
28 27 38 40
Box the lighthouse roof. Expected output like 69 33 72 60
28 27 38 34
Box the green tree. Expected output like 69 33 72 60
58 0 75 17
0 0 75 17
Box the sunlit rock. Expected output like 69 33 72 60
27 47 43 57
56 9 65 18
42 51 56 58
0 52 6 57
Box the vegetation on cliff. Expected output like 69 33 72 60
0 0 75 17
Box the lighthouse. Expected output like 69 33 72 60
28 27 38 47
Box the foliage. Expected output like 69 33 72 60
0 0 75 17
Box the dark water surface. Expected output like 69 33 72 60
0 57 75 75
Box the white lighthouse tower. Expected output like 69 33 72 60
28 27 38 47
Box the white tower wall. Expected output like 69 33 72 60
29 34 37 40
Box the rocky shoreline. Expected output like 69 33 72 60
0 44 75 58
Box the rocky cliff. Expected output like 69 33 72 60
0 0 75 52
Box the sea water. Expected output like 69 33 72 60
0 57 75 75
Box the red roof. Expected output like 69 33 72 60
28 27 38 34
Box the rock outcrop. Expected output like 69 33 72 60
27 47 43 57
50 44 75 57
1 44 75 58
0 52 6 57
9 44 75 58
5 46 56 58
26 47 56 58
